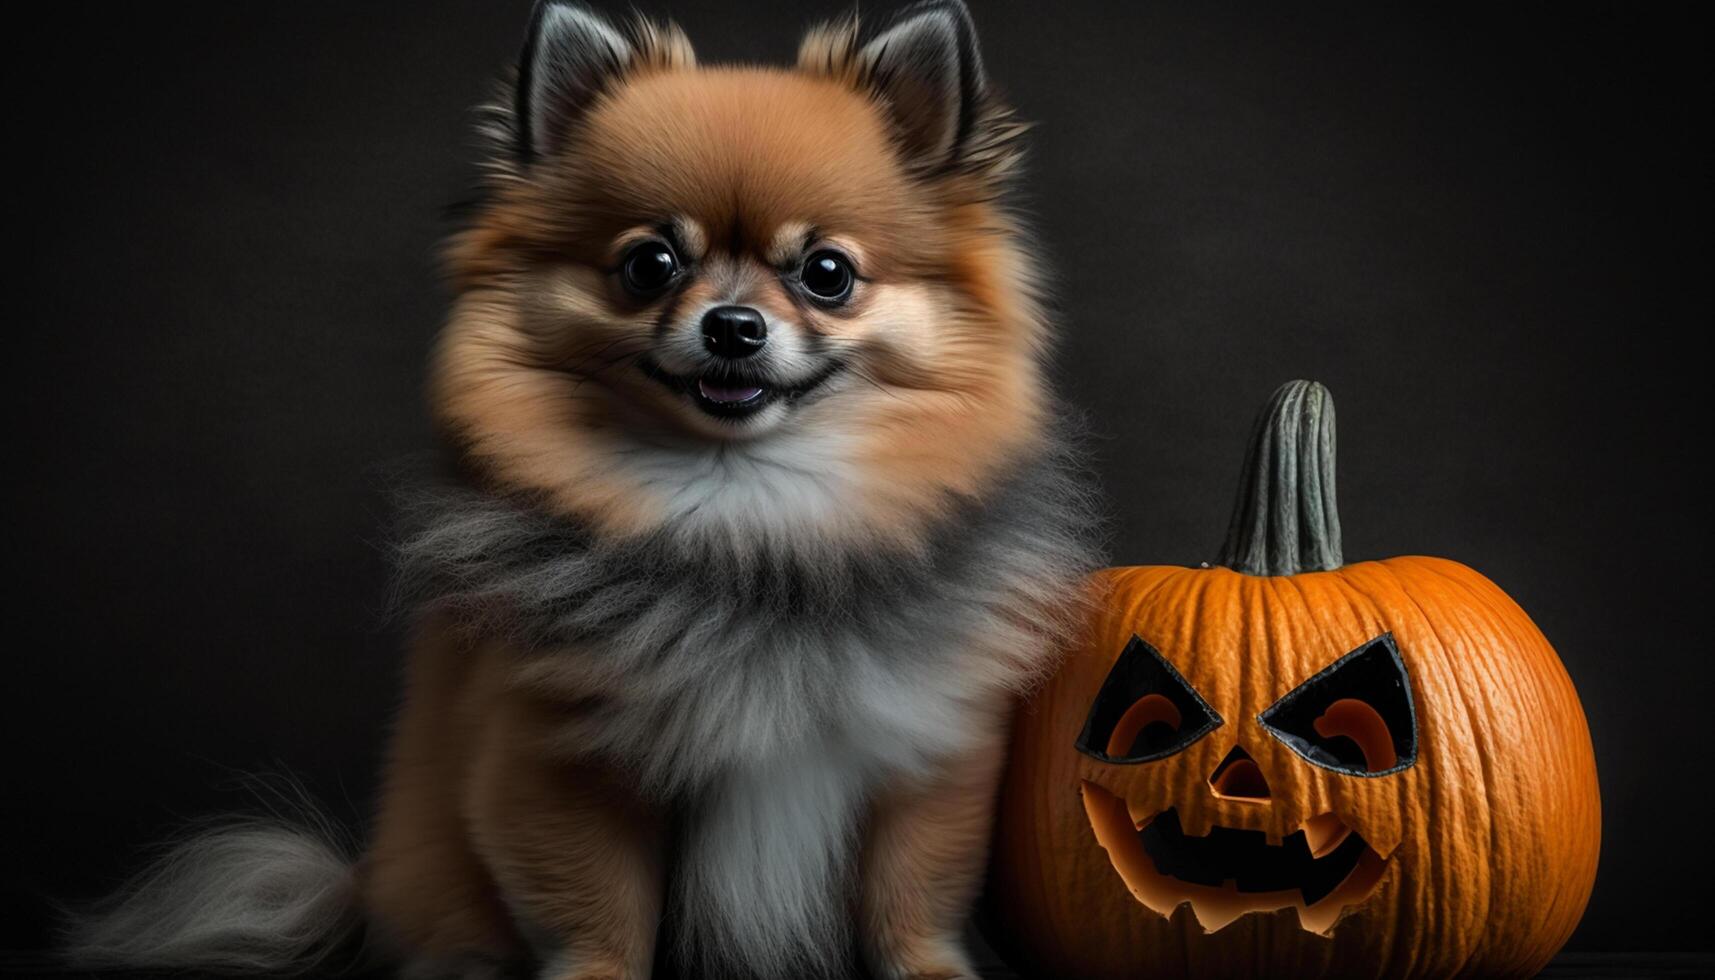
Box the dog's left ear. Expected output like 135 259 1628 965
801 1 999 175
513 2 695 164
859 1 987 171
516 2 634 163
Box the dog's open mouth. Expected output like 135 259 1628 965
1082 783 1389 934
639 357 842 421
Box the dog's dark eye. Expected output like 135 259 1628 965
799 250 854 303
621 241 679 297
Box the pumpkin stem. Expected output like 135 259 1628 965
1215 380 1343 575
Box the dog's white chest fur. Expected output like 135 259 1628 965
515 600 1010 976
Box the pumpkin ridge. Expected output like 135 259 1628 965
1369 559 1509 967
1412 557 1601 963
1110 565 1191 633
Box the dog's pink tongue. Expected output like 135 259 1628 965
697 379 765 404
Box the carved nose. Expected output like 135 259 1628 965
701 305 767 359
1209 745 1271 802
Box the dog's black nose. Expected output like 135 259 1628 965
701 305 767 358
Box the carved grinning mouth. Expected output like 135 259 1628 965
1140 808 1368 907
637 356 843 421
1082 783 1390 934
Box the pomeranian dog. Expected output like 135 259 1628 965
67 2 1099 978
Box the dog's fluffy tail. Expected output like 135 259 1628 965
62 795 364 975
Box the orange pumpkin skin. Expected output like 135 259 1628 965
989 559 1600 979
987 383 1600 979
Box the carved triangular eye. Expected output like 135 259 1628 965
1077 636 1223 764
1259 633 1418 776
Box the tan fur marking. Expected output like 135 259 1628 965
605 226 663 266
765 221 814 268
672 215 708 261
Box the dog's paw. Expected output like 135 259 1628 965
868 936 979 980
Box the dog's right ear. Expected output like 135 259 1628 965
799 1 1022 187
856 1 988 172
515 1 633 163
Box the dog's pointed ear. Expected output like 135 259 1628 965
516 1 634 163
858 1 988 171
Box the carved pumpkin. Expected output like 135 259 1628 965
986 381 1599 979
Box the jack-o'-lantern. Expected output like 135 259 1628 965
986 381 1599 979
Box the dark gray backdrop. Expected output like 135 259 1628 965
7 0 1707 959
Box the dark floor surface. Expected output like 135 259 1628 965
4 952 1712 979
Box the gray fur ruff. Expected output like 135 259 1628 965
394 436 1104 793
392 436 1103 978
